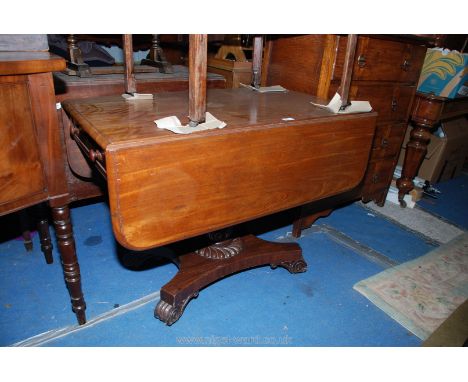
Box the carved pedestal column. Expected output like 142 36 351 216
396 93 444 207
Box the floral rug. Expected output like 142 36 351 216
354 232 468 340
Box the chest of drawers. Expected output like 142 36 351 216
263 34 428 206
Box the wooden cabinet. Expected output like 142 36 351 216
262 34 429 206
0 52 86 325
0 75 47 211
332 37 426 83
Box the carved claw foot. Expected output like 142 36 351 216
271 259 307 273
155 293 199 326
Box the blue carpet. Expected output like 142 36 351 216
0 198 439 346
317 202 436 264
0 202 176 346
43 228 420 346
417 173 468 230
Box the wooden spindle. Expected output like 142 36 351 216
67 34 81 64
123 34 136 94
66 34 91 77
188 34 207 126
339 34 358 110
251 36 263 88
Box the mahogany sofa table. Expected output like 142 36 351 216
62 88 377 324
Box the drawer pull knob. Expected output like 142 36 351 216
71 127 80 137
381 138 389 147
357 55 366 68
391 99 398 112
372 174 380 184
89 149 103 162
401 59 411 71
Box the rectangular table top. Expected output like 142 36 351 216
63 88 377 149
63 88 378 250
0 52 65 75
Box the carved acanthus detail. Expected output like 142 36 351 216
195 237 243 260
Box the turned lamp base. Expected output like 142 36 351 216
154 234 307 325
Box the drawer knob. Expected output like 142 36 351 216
89 149 103 162
71 127 80 137
357 55 366 68
391 98 398 112
372 174 380 184
401 59 411 71
381 138 389 148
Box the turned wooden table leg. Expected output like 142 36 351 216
396 93 444 208
18 209 33 252
37 217 53 264
396 123 432 207
51 205 86 325
34 203 54 264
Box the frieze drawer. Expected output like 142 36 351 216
69 124 107 178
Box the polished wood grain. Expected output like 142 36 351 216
263 35 430 234
55 67 226 202
0 52 65 75
28 73 70 207
264 35 327 94
64 88 368 148
343 84 416 124
332 36 427 84
63 88 377 250
369 123 407 161
0 76 47 214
